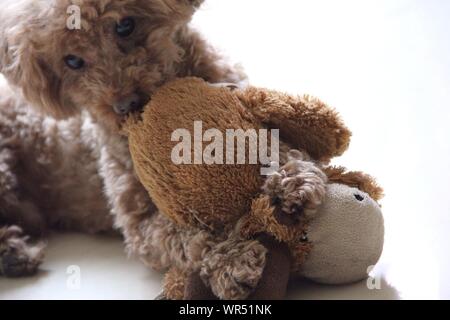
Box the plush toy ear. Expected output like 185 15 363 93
323 166 384 201
236 88 352 162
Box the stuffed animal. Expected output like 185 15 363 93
123 77 384 299
125 77 351 240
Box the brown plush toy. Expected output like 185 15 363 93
124 77 382 300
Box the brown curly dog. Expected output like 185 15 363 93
0 0 341 300
0 0 243 277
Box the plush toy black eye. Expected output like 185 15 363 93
116 17 135 37
64 55 85 70
300 233 309 242
354 194 364 201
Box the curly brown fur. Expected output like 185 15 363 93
240 154 327 243
162 267 188 300
0 0 245 278
129 210 267 300
125 211 221 273
0 226 45 277
200 234 267 300
263 153 328 215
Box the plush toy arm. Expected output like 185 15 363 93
236 87 352 162
323 166 384 201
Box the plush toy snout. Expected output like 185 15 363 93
299 183 384 285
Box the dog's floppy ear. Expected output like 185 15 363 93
0 6 77 119
162 0 205 15
0 37 76 119
141 0 203 25
187 0 204 8
174 0 204 8
0 22 12 78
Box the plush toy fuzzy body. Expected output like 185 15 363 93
126 77 351 240
124 78 384 300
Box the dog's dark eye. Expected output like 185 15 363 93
64 55 85 70
116 17 135 37
354 194 364 201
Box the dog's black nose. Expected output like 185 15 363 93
113 93 144 115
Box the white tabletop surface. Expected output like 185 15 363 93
1 0 450 300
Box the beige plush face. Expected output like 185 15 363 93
299 183 384 284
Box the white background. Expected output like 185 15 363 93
1 0 450 299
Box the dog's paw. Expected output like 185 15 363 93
0 226 45 277
263 151 327 226
200 238 267 300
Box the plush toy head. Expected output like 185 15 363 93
299 183 384 284
238 180 385 300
